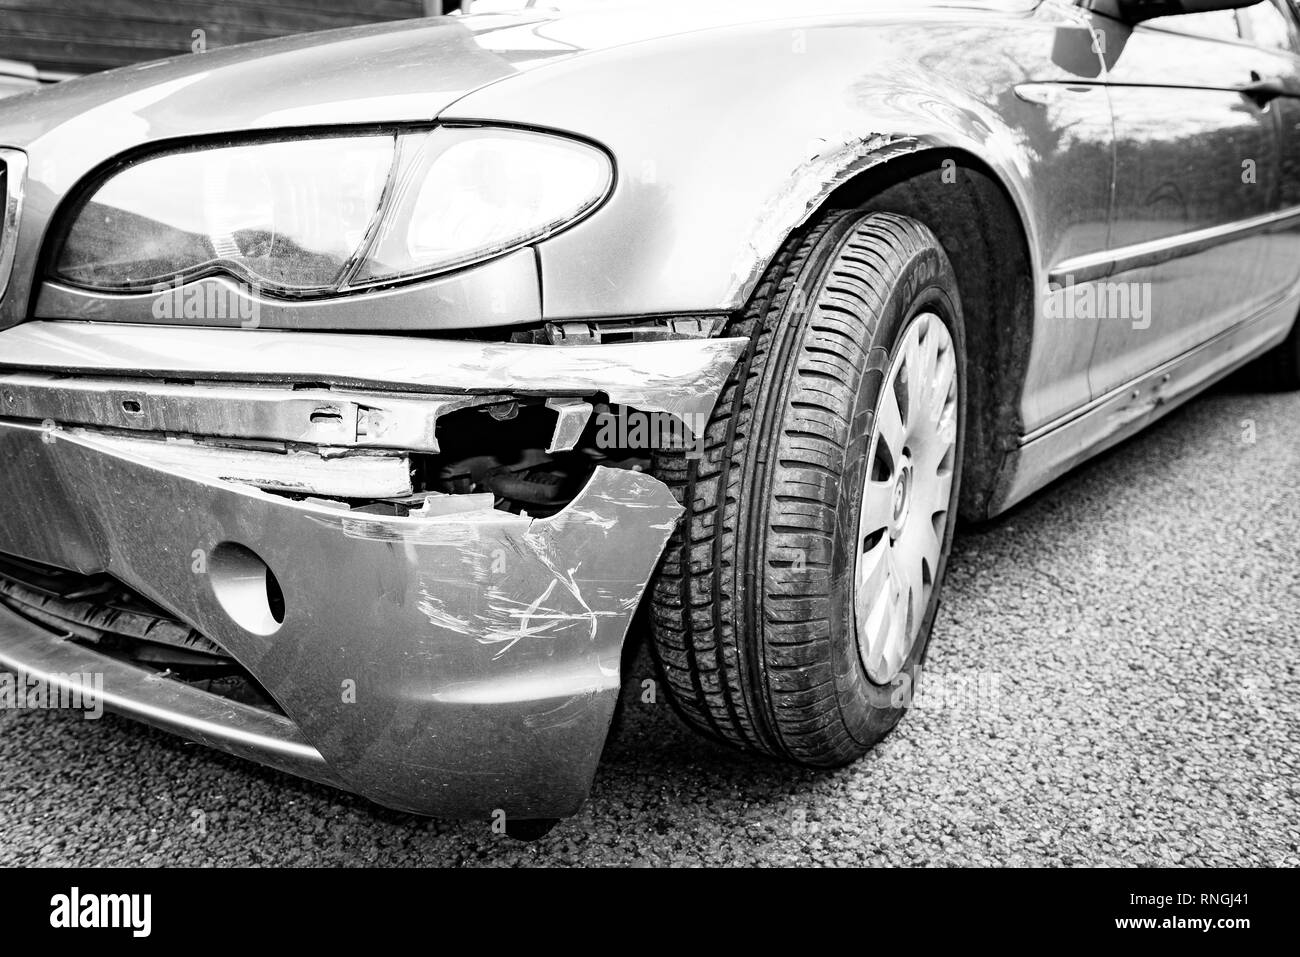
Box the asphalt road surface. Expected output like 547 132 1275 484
2 379 1297 866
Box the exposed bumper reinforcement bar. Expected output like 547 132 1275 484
0 320 748 426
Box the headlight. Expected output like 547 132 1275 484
54 128 614 297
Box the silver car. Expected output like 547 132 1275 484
1 0 1298 833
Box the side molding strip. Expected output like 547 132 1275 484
1049 205 1300 284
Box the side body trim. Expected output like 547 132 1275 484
1049 205 1300 284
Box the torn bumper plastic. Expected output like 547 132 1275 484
0 324 746 819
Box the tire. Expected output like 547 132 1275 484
1249 314 1300 391
649 209 966 767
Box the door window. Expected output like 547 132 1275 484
1142 9 1242 42
1237 1 1300 53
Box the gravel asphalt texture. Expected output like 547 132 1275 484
2 379 1297 866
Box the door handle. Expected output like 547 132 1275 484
1239 72 1292 106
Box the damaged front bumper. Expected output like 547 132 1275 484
0 322 744 819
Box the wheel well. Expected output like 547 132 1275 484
818 148 1035 521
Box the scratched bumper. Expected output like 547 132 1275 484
0 323 750 819
0 420 681 818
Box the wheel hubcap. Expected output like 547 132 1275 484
853 312 958 684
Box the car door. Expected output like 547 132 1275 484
1238 1 1300 211
1083 4 1294 399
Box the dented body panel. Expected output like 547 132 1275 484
0 320 742 817
0 419 683 818
3 0 1300 820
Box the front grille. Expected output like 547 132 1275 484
0 552 283 714
0 147 26 302
0 552 226 658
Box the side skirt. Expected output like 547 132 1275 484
990 288 1299 514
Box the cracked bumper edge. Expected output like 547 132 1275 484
0 420 685 819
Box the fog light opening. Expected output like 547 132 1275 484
208 542 286 636
266 566 286 625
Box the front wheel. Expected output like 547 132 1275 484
649 210 966 766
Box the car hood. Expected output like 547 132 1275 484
0 1 1023 158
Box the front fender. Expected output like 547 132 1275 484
443 5 1101 321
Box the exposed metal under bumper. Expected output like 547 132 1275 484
0 321 748 426
0 372 498 454
0 602 340 787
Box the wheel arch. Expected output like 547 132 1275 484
765 146 1038 521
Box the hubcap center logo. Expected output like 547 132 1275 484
891 461 912 532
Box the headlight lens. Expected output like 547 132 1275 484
355 129 614 284
55 128 613 297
